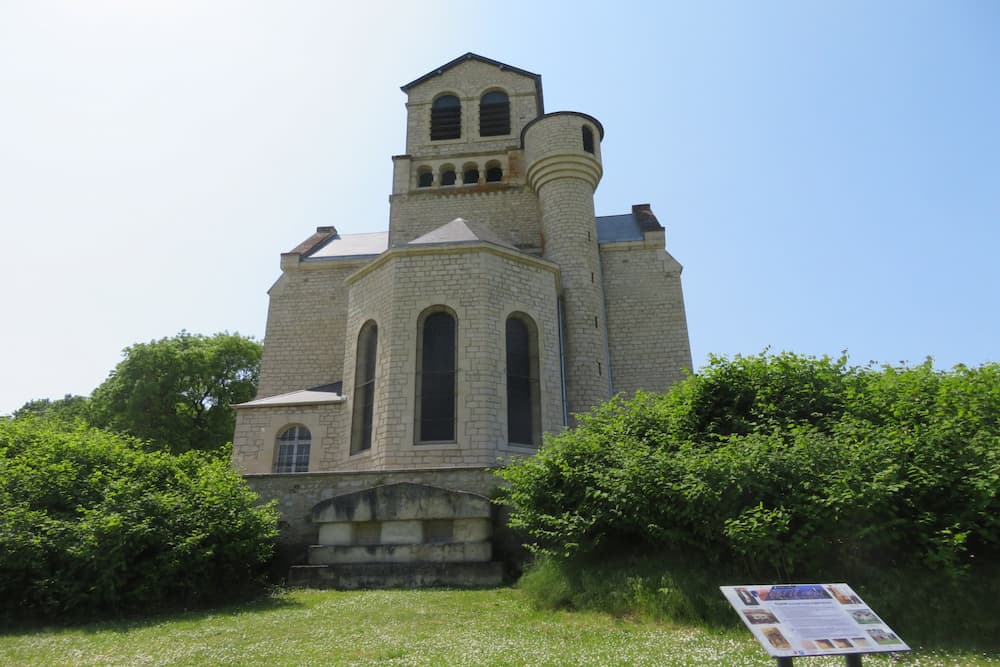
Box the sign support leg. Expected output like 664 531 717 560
844 655 863 666
776 659 794 667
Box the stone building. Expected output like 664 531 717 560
231 54 691 586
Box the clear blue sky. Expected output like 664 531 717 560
1 1 997 415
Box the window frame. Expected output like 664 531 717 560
505 313 542 447
350 320 378 455
430 94 462 141
273 425 311 473
415 307 458 444
479 90 511 137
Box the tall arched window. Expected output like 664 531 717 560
431 95 461 140
506 314 541 446
351 321 378 454
582 125 595 154
416 309 456 442
479 91 510 136
274 425 311 473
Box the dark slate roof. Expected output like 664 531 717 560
400 53 545 114
595 214 642 243
596 205 665 244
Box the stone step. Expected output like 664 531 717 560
288 561 504 589
308 540 492 565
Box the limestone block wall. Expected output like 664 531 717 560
387 187 542 249
232 402 346 475
245 467 503 550
601 241 693 395
342 245 562 471
257 262 360 398
523 113 610 418
403 59 540 159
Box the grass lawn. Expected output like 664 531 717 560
1 588 997 667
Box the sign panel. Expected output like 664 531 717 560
720 583 910 658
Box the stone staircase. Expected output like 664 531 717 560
288 482 504 588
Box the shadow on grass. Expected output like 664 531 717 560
0 587 304 637
518 552 1000 655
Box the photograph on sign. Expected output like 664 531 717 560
720 583 910 658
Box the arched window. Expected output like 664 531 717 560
582 125 595 154
351 321 378 454
274 425 310 473
463 165 480 185
416 309 456 442
506 314 541 446
485 160 503 183
431 95 461 141
417 168 433 188
440 165 457 186
480 91 510 136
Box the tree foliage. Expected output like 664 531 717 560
499 353 1000 581
90 331 262 454
12 394 92 422
0 416 278 617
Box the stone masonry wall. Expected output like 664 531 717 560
388 181 541 248
233 402 345 475
403 59 540 159
244 467 521 569
602 240 693 395
342 245 562 471
257 262 362 398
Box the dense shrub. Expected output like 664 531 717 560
499 354 1000 581
0 417 278 617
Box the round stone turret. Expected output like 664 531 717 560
522 112 610 418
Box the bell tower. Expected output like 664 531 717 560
388 53 546 248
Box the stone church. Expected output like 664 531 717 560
231 54 691 586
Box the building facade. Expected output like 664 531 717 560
232 52 691 480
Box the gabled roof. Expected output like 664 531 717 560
408 217 516 250
400 52 545 113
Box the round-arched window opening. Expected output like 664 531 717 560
417 170 433 188
441 169 456 186
480 91 510 137
431 95 461 141
485 166 503 182
463 168 480 185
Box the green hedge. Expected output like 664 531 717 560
499 354 1000 581
0 417 278 617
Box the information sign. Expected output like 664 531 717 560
720 583 910 658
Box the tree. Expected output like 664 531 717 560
90 332 262 454
12 394 91 421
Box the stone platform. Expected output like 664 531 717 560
288 481 505 589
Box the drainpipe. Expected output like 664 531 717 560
557 296 569 426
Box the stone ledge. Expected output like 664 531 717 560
308 541 492 565
288 561 504 589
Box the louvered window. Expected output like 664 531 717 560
431 95 461 140
479 91 510 137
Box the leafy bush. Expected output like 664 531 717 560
0 417 278 617
499 354 1000 581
